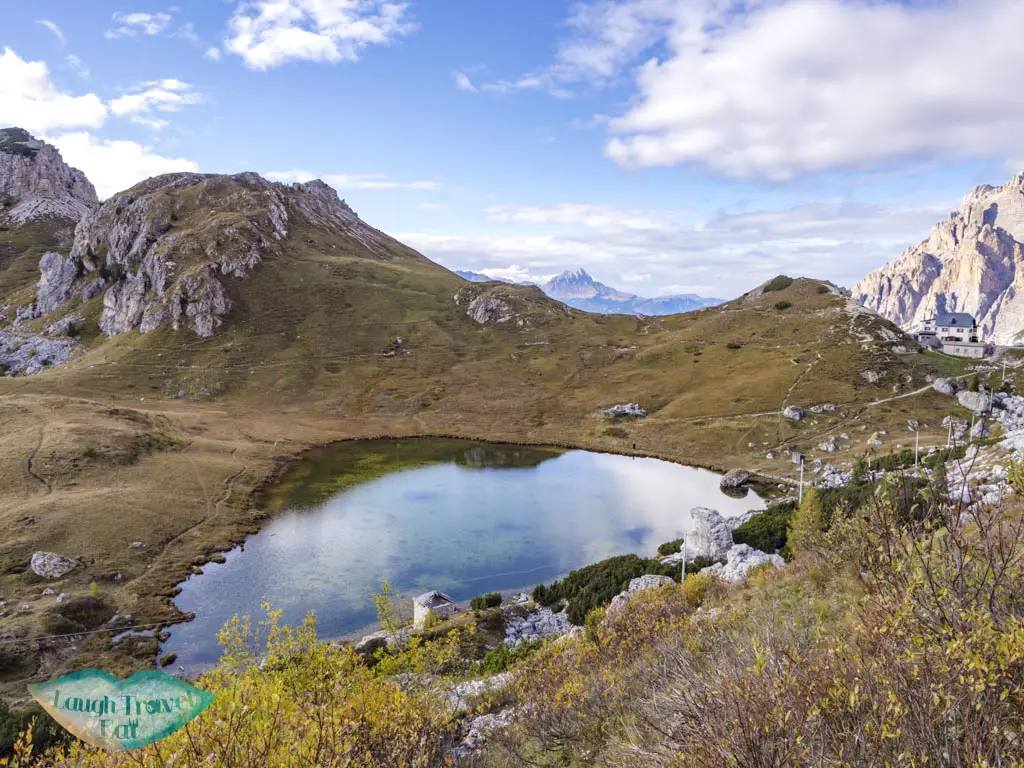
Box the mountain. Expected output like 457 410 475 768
539 268 722 315
455 269 510 283
0 127 97 224
853 171 1024 344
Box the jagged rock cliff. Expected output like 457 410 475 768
853 172 1024 344
0 128 97 224
29 172 404 338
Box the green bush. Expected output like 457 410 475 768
726 342 743 350
657 538 684 557
471 639 543 675
533 554 676 625
762 275 794 292
968 375 980 392
0 701 69 760
732 502 797 555
816 284 830 294
774 301 792 311
470 592 502 611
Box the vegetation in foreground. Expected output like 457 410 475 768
3 465 1023 767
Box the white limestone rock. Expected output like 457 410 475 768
0 128 97 225
957 390 993 414
853 171 1024 345
700 544 784 582
933 378 956 395
719 468 750 489
30 551 78 579
783 405 805 421
688 507 735 560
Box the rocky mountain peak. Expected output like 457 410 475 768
853 170 1024 345
26 171 410 338
0 127 97 224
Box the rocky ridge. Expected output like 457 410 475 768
0 128 97 224
853 172 1024 344
18 170 401 338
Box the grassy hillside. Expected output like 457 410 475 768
0 173 992 695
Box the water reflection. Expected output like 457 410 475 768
165 439 764 671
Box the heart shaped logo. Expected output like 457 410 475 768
28 670 215 752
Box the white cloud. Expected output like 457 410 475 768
621 272 650 283
224 0 415 70
399 197 953 298
453 72 477 92
487 203 670 231
38 20 66 46
265 169 439 190
471 0 676 95
65 54 90 79
205 46 222 61
106 11 174 38
173 22 200 43
604 0 1024 177
417 202 450 211
480 265 556 284
109 79 203 126
47 132 199 199
0 48 107 134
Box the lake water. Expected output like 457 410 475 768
163 439 764 670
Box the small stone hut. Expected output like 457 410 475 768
413 590 455 629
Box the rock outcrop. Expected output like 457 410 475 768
700 544 784 582
719 468 750 489
23 172 401 338
0 128 97 224
687 507 735 560
853 171 1024 344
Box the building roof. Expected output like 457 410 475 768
934 312 976 327
414 590 454 608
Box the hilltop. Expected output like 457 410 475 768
0 129 992 695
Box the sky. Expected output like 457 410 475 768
3 0 1024 299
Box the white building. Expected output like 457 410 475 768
916 313 988 358
413 590 455 629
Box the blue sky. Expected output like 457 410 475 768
3 0 1024 298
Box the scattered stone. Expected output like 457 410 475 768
861 370 881 384
783 405 805 421
818 439 838 453
129 541 144 549
907 420 920 431
503 605 573 645
970 419 990 440
55 593 66 603
933 378 956 395
29 551 78 579
41 588 55 596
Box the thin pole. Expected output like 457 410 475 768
947 417 952 448
798 458 804 505
915 430 919 468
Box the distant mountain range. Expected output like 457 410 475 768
455 268 723 316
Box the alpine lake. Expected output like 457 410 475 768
163 438 765 671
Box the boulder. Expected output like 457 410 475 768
970 419 990 440
957 390 993 414
700 544 785 582
29 551 77 580
627 575 675 593
601 403 647 418
818 439 838 453
688 507 734 560
783 405 805 421
933 378 956 395
861 370 881 384
719 469 750 489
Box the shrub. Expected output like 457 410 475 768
471 639 543 675
82 443 97 459
732 502 797 554
726 342 743 350
0 701 69 761
773 300 792 311
470 592 502 611
533 554 676 625
762 275 794 292
968 374 980 392
816 284 830 294
657 538 684 557
26 348 36 359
